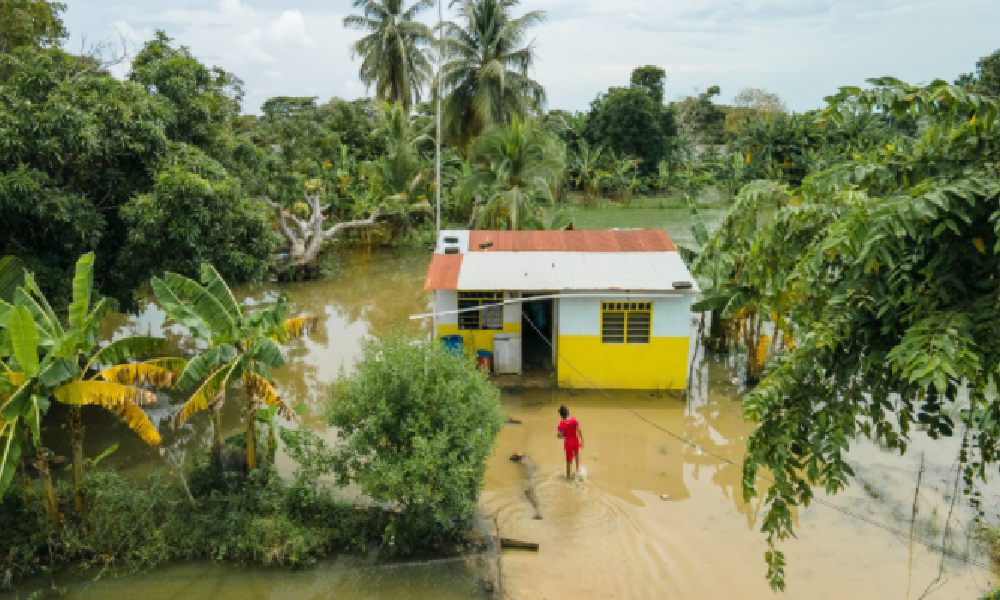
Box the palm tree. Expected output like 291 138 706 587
152 264 318 472
1 253 170 526
568 139 604 203
367 101 432 202
462 116 563 230
344 0 435 109
441 0 546 149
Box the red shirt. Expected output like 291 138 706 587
558 417 580 445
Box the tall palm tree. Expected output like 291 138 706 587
344 0 435 109
441 0 546 149
462 116 563 230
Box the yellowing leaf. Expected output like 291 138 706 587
53 381 157 407
243 372 290 417
108 400 161 446
973 237 986 254
745 153 751 164
174 361 240 428
271 316 321 343
756 335 771 366
99 361 185 388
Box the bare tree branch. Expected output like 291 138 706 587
258 194 381 268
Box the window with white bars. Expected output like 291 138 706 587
458 291 504 330
601 302 651 344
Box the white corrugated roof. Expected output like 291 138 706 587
454 252 698 292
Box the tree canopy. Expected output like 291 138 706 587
0 0 67 54
0 32 273 307
696 78 1000 589
585 69 677 175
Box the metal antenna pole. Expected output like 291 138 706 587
435 0 444 239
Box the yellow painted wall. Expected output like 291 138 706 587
556 335 688 390
435 323 522 354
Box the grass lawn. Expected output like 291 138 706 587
551 193 729 250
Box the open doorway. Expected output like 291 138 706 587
521 296 554 372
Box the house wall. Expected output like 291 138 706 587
433 290 521 354
556 292 692 390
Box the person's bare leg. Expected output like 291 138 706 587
575 453 581 475
566 460 571 479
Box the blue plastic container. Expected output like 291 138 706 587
441 335 464 356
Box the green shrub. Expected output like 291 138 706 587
325 334 505 553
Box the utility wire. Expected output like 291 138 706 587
519 314 996 573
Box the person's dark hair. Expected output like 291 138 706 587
558 405 569 419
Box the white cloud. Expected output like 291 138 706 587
63 0 1000 114
266 10 314 49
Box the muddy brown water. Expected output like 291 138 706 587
33 247 999 599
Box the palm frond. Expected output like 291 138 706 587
68 252 95 329
151 277 210 340
9 306 39 378
13 287 56 339
89 337 168 370
270 316 320 343
163 273 238 340
173 361 241 427
199 264 243 322
98 361 183 389
52 381 157 407
175 344 236 391
246 338 285 370
0 418 23 499
108 400 162 446
243 372 290 418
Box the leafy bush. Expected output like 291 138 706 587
326 334 505 552
0 466 388 587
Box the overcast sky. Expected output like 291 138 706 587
62 0 1000 115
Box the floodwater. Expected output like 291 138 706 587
35 245 1000 599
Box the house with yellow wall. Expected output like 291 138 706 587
423 229 699 390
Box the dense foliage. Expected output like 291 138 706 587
0 467 394 585
585 68 677 176
695 78 1000 589
325 335 505 551
0 32 273 307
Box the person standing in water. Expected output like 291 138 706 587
557 405 584 478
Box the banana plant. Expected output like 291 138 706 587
0 253 173 524
152 263 318 472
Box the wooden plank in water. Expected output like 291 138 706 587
500 537 540 551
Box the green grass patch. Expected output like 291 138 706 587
552 194 729 249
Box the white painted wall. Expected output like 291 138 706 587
434 290 458 329
557 291 693 338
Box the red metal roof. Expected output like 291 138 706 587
466 230 676 253
424 253 463 290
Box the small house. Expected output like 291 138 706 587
423 229 699 390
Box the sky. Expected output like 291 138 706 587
62 0 1000 115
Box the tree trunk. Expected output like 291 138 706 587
70 407 85 513
245 403 257 473
707 309 729 353
34 443 62 530
210 400 223 472
259 194 380 269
